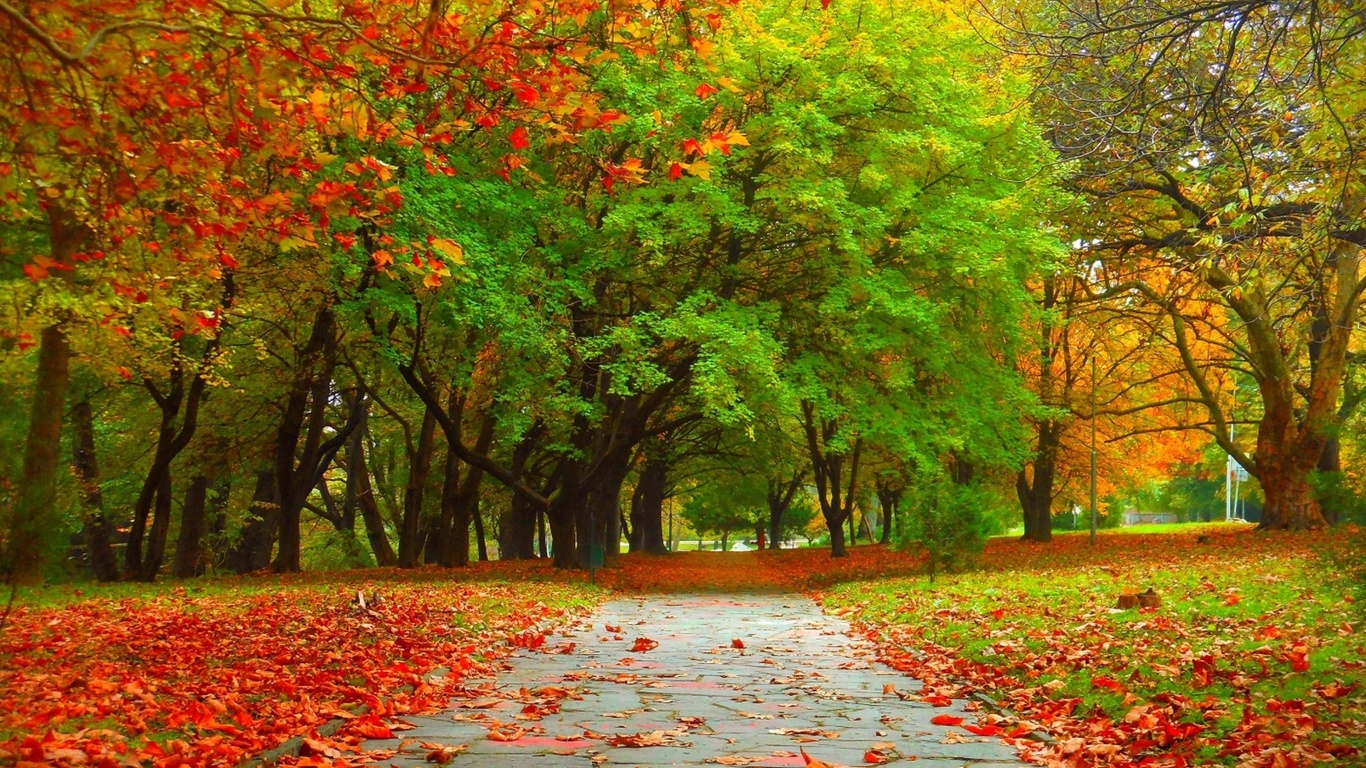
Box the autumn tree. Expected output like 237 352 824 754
999 0 1366 529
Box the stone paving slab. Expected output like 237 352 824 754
361 594 1025 767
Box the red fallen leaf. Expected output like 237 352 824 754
300 737 340 757
356 721 394 739
922 696 953 706
863 750 884 764
990 608 1005 620
930 715 963 726
605 624 622 633
732 638 746 649
1317 680 1356 698
487 727 527 742
962 724 1001 737
631 637 658 653
1092 675 1124 692
1224 594 1240 606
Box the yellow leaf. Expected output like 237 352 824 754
717 77 742 93
726 130 750 147
430 238 465 263
686 160 712 180
423 272 443 289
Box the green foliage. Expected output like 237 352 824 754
898 477 991 582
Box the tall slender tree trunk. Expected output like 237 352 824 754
397 406 438 568
346 418 397 566
875 485 900 546
137 469 174 582
6 206 86 581
172 476 210 578
71 396 118 582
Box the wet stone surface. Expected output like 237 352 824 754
362 594 1025 767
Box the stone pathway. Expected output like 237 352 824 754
364 595 1025 767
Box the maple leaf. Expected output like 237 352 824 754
630 637 658 652
732 638 746 649
670 162 685 181
694 82 719 100
930 715 963 726
509 126 531 151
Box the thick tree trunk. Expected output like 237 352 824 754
225 470 280 574
172 476 210 578
549 462 583 569
586 456 632 562
1258 449 1327 530
71 397 119 582
1018 424 1058 542
629 458 667 554
826 512 847 558
501 497 538 560
7 207 86 581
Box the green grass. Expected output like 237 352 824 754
825 526 1364 764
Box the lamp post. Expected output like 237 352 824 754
1090 355 1098 545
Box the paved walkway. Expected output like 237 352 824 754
364 595 1025 767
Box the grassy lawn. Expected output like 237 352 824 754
823 525 1365 767
0 570 599 766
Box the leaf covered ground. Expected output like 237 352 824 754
4 527 1361 768
0 574 597 766
822 526 1365 768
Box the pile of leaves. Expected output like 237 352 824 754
823 526 1365 767
0 576 596 766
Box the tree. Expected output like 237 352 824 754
900 474 989 584
999 0 1366 529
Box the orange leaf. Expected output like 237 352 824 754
930 715 963 726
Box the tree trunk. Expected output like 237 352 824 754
826 511 847 558
1018 423 1058 542
538 509 549 559
549 462 583 569
71 397 119 582
875 486 900 546
137 468 174 581
347 413 397 566
472 495 488 562
397 406 438 568
225 470 280 574
1258 449 1326 530
437 445 468 566
1316 437 1342 525
172 476 210 578
6 207 86 582
630 458 668 554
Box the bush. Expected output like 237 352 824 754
898 476 989 583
